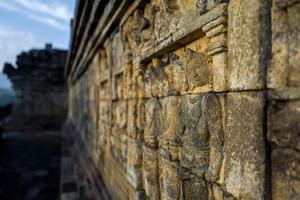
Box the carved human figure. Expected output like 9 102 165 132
122 9 149 98
144 99 162 148
122 11 139 61
114 101 127 165
170 52 189 93
184 49 211 90
170 48 211 92
179 93 223 200
153 0 182 41
123 9 149 56
158 96 181 200
151 56 175 96
141 3 157 49
196 0 208 14
99 100 110 158
147 61 159 97
143 99 162 200
159 92 223 199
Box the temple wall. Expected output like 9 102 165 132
63 0 300 199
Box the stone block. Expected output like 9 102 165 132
268 1 300 90
228 0 270 90
225 91 266 199
268 0 289 90
287 3 300 87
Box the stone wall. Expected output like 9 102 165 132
3 44 68 131
64 0 300 199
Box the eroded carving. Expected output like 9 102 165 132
170 52 189 93
158 96 181 199
197 0 228 14
143 99 162 199
141 3 158 50
153 0 183 41
159 94 224 199
170 48 212 92
123 9 150 58
144 99 162 148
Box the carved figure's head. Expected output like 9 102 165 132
185 48 210 89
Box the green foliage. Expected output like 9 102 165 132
0 88 13 107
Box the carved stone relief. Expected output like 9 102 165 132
143 98 162 199
63 0 300 199
111 100 127 166
158 96 180 200
197 0 229 14
143 37 212 96
158 93 224 199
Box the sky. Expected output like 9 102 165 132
0 0 76 89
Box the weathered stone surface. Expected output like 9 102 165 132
271 149 300 200
127 137 143 189
63 0 300 199
267 2 300 186
228 0 270 90
143 146 160 200
225 92 266 199
268 0 300 93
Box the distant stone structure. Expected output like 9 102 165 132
3 44 68 131
63 0 300 200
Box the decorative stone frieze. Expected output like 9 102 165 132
64 0 300 199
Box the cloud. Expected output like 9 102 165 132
0 0 72 32
0 1 18 12
0 24 38 88
14 0 72 22
26 12 68 32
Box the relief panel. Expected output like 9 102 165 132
143 98 163 199
142 37 212 97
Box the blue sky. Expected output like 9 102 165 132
0 0 75 89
